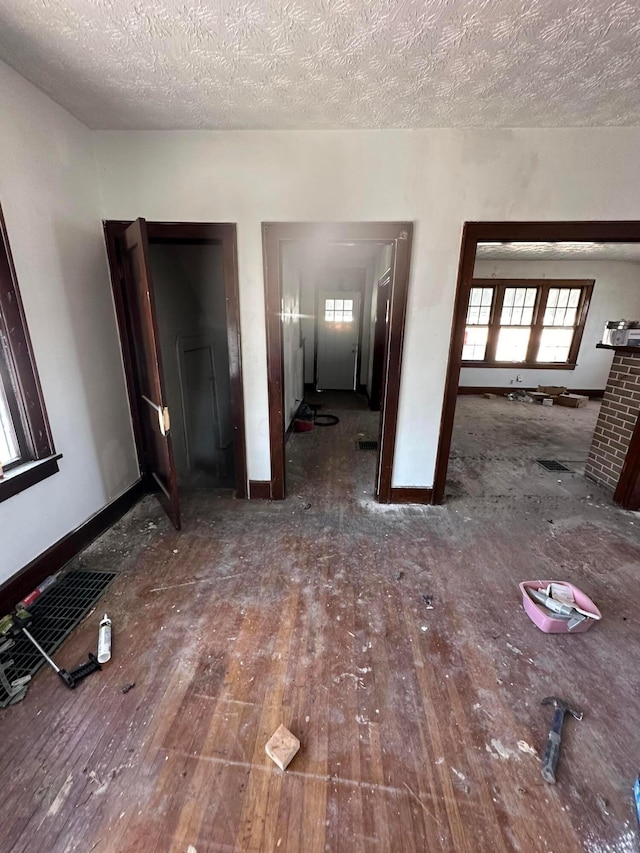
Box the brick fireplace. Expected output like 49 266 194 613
585 350 640 492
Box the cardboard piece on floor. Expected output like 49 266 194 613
537 385 567 397
555 394 588 408
265 724 300 770
528 391 551 404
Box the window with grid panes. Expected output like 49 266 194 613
461 280 593 368
324 298 354 324
0 203 59 499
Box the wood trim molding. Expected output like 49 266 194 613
614 411 640 510
249 480 272 499
433 220 640 506
262 222 413 503
0 454 62 504
389 487 433 504
0 204 56 461
0 480 145 613
463 278 593 369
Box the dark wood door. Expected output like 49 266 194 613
122 219 181 529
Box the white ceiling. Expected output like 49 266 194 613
1 0 640 130
476 242 640 261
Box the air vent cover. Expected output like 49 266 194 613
537 459 571 472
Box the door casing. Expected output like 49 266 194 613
262 221 413 503
433 220 640 508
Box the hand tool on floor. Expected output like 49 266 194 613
527 588 587 630
0 638 31 706
9 608 102 690
541 697 583 783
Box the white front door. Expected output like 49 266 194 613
316 290 361 390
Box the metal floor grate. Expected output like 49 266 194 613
357 440 378 451
0 570 116 707
537 459 572 473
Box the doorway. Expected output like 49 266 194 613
434 222 640 509
262 222 413 502
104 220 247 529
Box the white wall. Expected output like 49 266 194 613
460 259 640 389
94 127 640 489
0 61 139 584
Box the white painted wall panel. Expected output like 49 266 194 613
93 127 640 489
0 61 138 585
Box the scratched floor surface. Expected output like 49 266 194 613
0 394 638 852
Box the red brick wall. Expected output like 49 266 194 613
585 352 640 492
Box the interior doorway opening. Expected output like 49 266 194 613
263 222 413 503
104 220 247 530
434 222 640 509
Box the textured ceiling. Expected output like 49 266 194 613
1 0 640 130
476 242 640 261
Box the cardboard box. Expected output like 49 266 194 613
554 393 588 408
537 385 567 397
528 391 551 404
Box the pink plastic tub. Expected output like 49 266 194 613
519 580 601 634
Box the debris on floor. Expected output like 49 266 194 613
121 682 135 694
97 614 112 664
265 724 300 770
423 594 434 609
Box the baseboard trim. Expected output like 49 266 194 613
458 386 604 398
249 480 272 499
0 480 146 613
388 487 433 504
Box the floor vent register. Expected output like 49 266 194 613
536 460 572 473
357 440 378 451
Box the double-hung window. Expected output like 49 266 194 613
0 204 59 500
462 279 593 368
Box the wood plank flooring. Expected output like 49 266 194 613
0 393 639 852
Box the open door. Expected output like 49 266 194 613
122 219 181 529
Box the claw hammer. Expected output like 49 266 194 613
541 696 583 783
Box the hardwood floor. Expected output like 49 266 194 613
1 394 639 852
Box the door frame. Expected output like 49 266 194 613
262 221 413 503
433 220 640 507
369 264 393 411
104 220 248 499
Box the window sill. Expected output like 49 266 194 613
461 362 577 370
0 454 62 503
